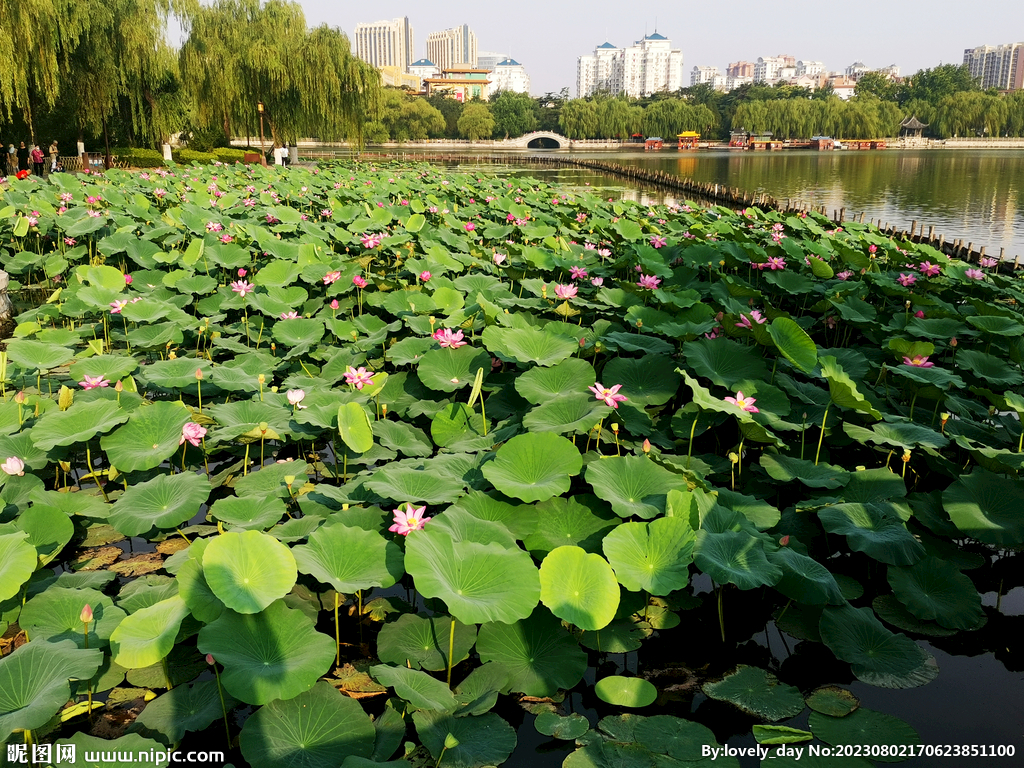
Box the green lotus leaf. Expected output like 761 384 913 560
683 338 770 388
109 596 191 669
965 314 1024 336
753 724 814 744
631 714 721 759
369 698 410 762
197 599 336 705
481 325 577 367
292 522 404 593
202 529 297 614
14 503 74 565
174 274 219 295
418 346 492 392
209 494 288 530
817 503 925 565
365 465 466 504
476 607 586 697
716 488 781 529
20 586 126 648
134 679 240 745
429 403 485 448
482 432 581 503
377 613 477 671
115 575 179 614
5 339 76 371
448 491 539 540
0 532 40 601
535 712 590 740
240 681 376 768
405 522 540 625
274 317 325 348
0 639 103 742
943 468 1024 546
420 506 519 548
956 349 1023 386
769 547 845 605
62 733 168 767
30 399 130 451
760 454 850 489
578 620 645 653
818 355 882 419
371 665 458 713
601 354 680 405
819 604 934 687
809 709 920 762
139 357 214 389
107 471 212 537
805 685 860 717
100 401 192 473
887 556 984 630
870 595 960 637
0 430 49 472
373 420 433 457
584 456 683 519
234 459 309 498
843 421 948 451
602 517 696 595
594 676 657 708
694 529 782 590
539 546 619 631
338 401 374 453
68 354 139 382
514 357 596 404
702 665 804 721
205 399 290 442
523 394 613 434
175 558 225 623
127 322 185 350
524 495 618 555
767 317 818 373
413 710 517 768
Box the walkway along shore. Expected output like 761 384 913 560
372 150 1023 271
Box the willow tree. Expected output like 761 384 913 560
180 0 380 145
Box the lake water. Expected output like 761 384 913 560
424 148 1024 262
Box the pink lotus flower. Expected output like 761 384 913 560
124 274 133 285
280 311 300 319
231 280 254 297
1 456 25 476
836 270 853 280
110 300 128 314
915 310 925 318
389 504 431 535
344 366 376 390
965 268 985 281
180 422 207 447
361 233 383 249
897 273 917 287
903 355 934 367
493 253 506 265
919 261 940 276
286 389 307 408
767 256 786 270
576 213 587 223
323 271 341 285
80 604 93 623
650 236 667 248
330 299 339 310
433 328 467 349
570 266 588 280
980 257 998 268
724 391 759 413
237 268 247 277
205 221 223 232
637 274 661 290
64 237 76 246
419 271 431 282
868 244 878 254
79 375 110 390
591 277 604 287
554 284 578 300
464 222 475 232
589 382 628 408
219 234 233 244
352 275 368 288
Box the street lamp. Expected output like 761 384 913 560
257 101 267 166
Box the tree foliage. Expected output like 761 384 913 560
457 102 495 141
489 91 537 139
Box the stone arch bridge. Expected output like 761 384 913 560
500 131 569 148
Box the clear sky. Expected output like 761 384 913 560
296 0 1021 94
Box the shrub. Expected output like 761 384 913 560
172 148 219 165
110 147 164 168
213 147 248 163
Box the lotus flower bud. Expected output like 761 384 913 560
206 654 215 665
579 338 586 348
330 299 339 310
14 391 26 404
80 604 93 623
115 380 123 392
642 439 651 454
58 385 74 411
258 374 266 384
195 368 203 380
950 337 958 347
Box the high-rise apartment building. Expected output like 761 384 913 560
754 55 794 83
576 33 683 98
964 42 1024 90
796 60 826 77
426 24 478 72
727 61 755 78
691 66 722 88
491 58 531 93
477 51 504 71
353 17 414 72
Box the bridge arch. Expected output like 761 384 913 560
517 131 567 149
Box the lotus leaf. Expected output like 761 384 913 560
20 586 126 648
809 709 920 762
6 339 76 371
535 712 590 740
197 599 335 705
760 454 850 489
887 556 984 630
601 354 680 405
108 471 212 537
371 664 458 713
134 678 240 744
602 517 695 595
514 357 597 404
202 529 298 613
694 530 782 590
819 604 934 688
413 710 517 768
418 346 491 392
594 676 657 707
30 399 130 451
943 468 1024 546
524 495 618 555
684 338 770 388
377 613 476 671
769 547 845 605
482 432 581 502
240 681 376 768
482 325 578 366
175 559 225 623
338 401 375 453
63 733 169 768
804 685 860 717
209 494 288 530
365 465 466 504
108 595 190 669
292 522 404 593
100 401 191 472
702 665 804 721
818 503 924 565
585 456 682 519
523 394 613 434
0 532 37 600
448 491 539 540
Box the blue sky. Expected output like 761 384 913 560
273 2 1019 94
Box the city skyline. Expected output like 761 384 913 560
306 1 1020 94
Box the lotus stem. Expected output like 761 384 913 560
908 389 919 420
686 414 698 469
480 395 488 436
213 662 231 745
446 616 456 686
717 586 726 642
243 442 250 476
814 404 830 466
800 414 807 461
357 590 363 645
330 435 340 481
163 656 174 689
334 592 341 666
775 598 793 624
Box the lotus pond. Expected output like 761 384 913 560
0 161 1022 768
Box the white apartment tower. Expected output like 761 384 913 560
491 58 531 94
354 17 414 72
576 33 683 98
426 24 478 72
963 42 1024 90
754 55 794 83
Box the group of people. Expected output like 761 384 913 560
4 141 60 176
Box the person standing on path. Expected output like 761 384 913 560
31 145 44 176
3 144 12 175
16 142 28 172
48 141 58 173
